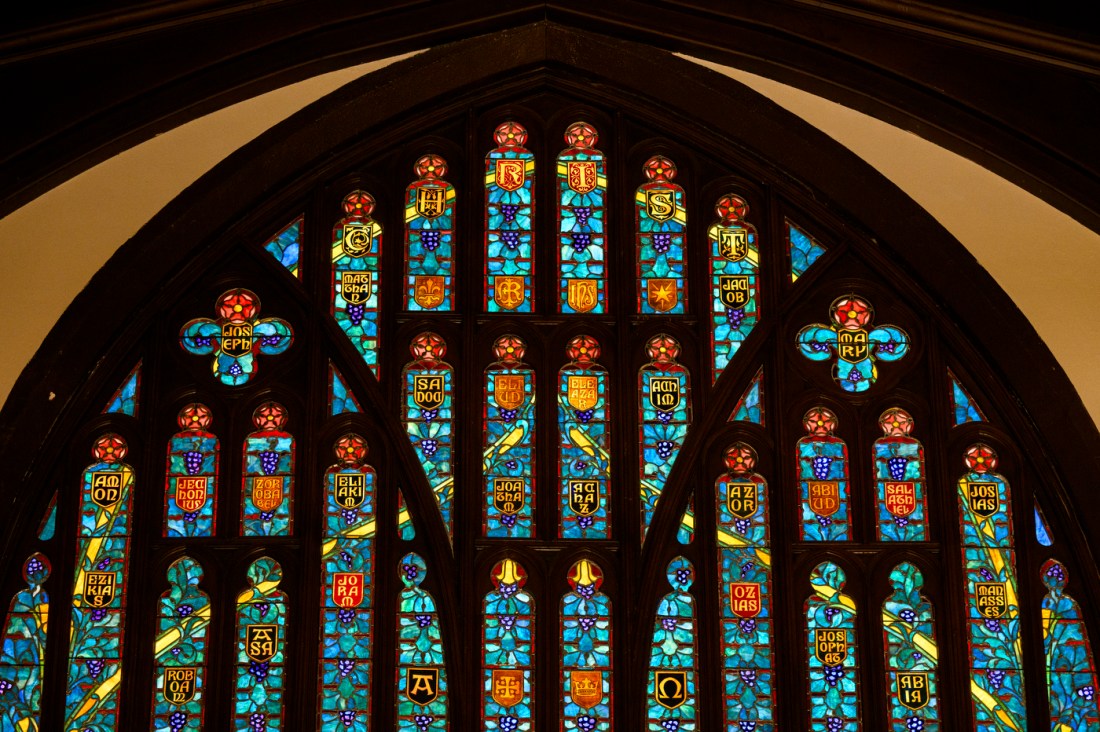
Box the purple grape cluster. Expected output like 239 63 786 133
346 304 365 326
573 460 587 472
662 617 677 631
899 609 916 622
337 658 355 677
403 564 420 581
888 457 908 480
421 408 438 423
726 308 746 327
847 370 863 383
177 604 194 618
259 451 279 476
826 717 843 732
879 341 897 354
340 551 353 564
810 341 829 352
420 439 438 458
172 648 182 657
742 562 756 575
738 618 757 634
228 362 244 376
656 440 675 460
27 556 44 574
338 609 356 624
574 409 594 424
906 718 924 732
979 568 994 581
576 583 595 599
1046 563 1066 582
498 614 516 630
912 652 923 662
576 716 597 732
983 618 1001 632
500 716 519 732
415 614 433 628
193 336 212 347
169 711 187 732
577 516 594 529
256 603 270 618
574 208 591 227
0 679 12 694
260 511 275 522
86 659 106 678
249 661 270 681
420 230 441 252
96 557 111 570
986 669 1006 687
249 712 266 731
339 710 356 727
1077 685 1096 701
571 233 591 253
261 335 282 347
500 408 518 423
184 450 204 475
184 512 198 523
501 204 519 224
894 516 909 527
734 519 752 534
341 509 358 525
505 460 518 470
824 608 839 620
91 608 108 622
740 669 757 685
578 617 596 632
660 720 680 732
817 515 833 527
675 568 692 585
812 456 833 480
501 231 520 249
653 233 673 254
500 513 517 528
499 582 518 598
739 723 757 731
413 714 433 731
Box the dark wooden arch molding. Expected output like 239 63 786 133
2 3 1100 233
1 20 1099 729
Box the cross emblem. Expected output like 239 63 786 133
180 288 292 386
797 295 908 393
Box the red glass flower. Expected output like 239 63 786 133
830 295 874 331
335 434 368 464
410 332 447 360
494 121 528 147
804 406 839 436
253 401 288 431
493 335 526 363
879 407 914 437
566 335 601 363
965 443 998 473
178 403 213 431
564 121 598 149
93 433 128 462
643 155 677 182
724 442 757 474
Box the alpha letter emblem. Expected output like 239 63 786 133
493 478 525 515
808 481 841 516
83 571 116 608
569 670 603 709
897 672 930 710
494 275 526 310
413 275 445 309
332 572 364 608
493 374 526 410
884 481 917 517
90 471 124 508
163 667 197 705
814 628 848 665
491 669 525 707
245 624 278 662
645 189 676 222
568 480 600 517
251 476 284 513
174 476 208 513
415 187 446 218
726 482 758 519
654 670 688 709
975 582 1008 618
837 329 869 362
718 228 748 261
567 161 598 194
340 271 372 305
334 473 365 509
729 582 762 618
495 160 525 192
413 375 446 411
647 278 678 312
648 376 681 412
342 222 374 257
966 482 999 518
405 667 439 704
567 279 599 313
718 275 750 308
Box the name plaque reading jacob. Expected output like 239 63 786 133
718 275 749 308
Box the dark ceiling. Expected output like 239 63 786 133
3 1 1099 232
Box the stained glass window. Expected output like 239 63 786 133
329 362 362 415
396 553 447 731
36 492 57 541
873 408 928 541
949 370 986 425
1041 559 1100 730
716 442 775 730
484 335 535 538
709 194 759 381
797 295 909 393
264 216 302 277
638 334 691 540
957 444 1026 730
102 361 141 416
806 562 860 731
646 557 697 731
332 190 382 377
405 155 455 311
235 557 287 731
485 121 534 313
1035 501 1054 547
558 335 610 539
729 366 763 424
882 563 940 731
677 497 694 546
482 559 534 731
241 401 294 537
558 122 606 314
798 407 850 541
164 403 219 538
0 553 49 732
151 557 210 732
402 332 455 540
320 434 375 729
397 488 416 540
561 559 612 732
788 219 826 281
636 155 686 314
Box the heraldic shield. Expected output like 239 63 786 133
837 329 869 362
334 473 365 509
648 375 681 412
726 482 758 519
718 275 750 308
414 275 446 309
341 271 372 305
491 669 525 707
174 476 208 513
90 471 123 508
645 189 676 222
647 279 678 312
495 159 525 192
415 187 446 218
976 582 1008 618
567 375 598 411
245 624 278 662
332 572 364 608
163 667 198 705
493 478 525 515
814 628 848 665
729 582 762 618
654 670 688 709
808 481 841 517
718 227 748 261
569 670 603 709
406 667 439 704
413 374 446 411
568 161 598 194
966 482 999 517
342 222 374 256
251 476 284 513
568 479 599 517
567 279 598 313
884 481 917 517
897 672 930 710
494 275 526 310
83 571 116 608
493 374 526 410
